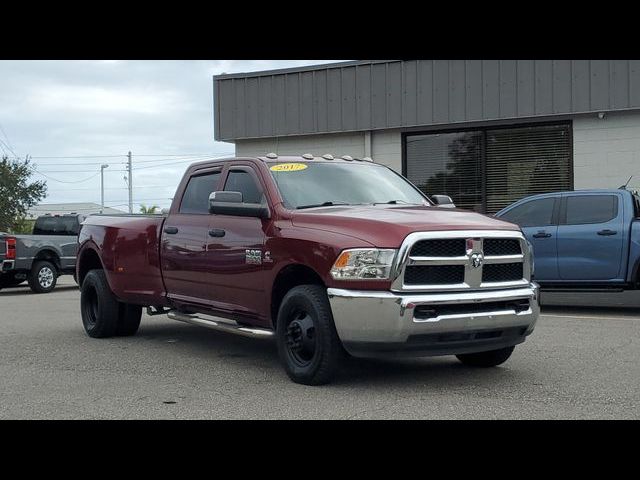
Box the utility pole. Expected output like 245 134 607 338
100 164 109 214
127 151 133 214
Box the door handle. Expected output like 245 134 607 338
164 226 178 234
208 228 225 238
532 231 552 238
597 229 617 236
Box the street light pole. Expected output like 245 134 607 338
100 164 109 214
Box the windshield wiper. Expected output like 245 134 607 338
296 201 350 210
372 200 415 205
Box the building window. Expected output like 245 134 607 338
404 123 572 214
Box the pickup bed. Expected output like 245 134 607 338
77 155 539 385
0 214 85 293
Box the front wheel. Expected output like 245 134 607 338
276 285 343 386
456 346 515 367
28 260 58 293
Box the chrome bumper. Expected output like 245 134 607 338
327 283 539 358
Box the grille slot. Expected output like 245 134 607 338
414 299 530 319
482 263 523 282
404 265 465 285
410 239 466 257
484 238 521 256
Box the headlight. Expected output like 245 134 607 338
330 248 397 280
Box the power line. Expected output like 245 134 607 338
31 169 102 183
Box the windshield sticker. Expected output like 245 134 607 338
270 163 308 172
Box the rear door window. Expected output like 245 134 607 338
33 216 79 235
564 195 618 225
179 171 222 214
500 197 556 227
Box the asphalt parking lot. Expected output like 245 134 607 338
1 276 638 419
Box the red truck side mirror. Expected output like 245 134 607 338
208 191 271 219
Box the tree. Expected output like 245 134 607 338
139 204 160 214
0 155 47 232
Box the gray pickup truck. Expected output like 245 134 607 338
0 213 85 293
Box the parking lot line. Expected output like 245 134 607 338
541 313 640 321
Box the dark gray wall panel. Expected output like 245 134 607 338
371 63 387 128
214 60 640 141
402 60 418 125
552 60 572 113
517 60 535 117
631 61 640 107
611 60 629 110
387 62 403 127
449 60 466 122
245 77 259 138
341 67 357 131
433 60 450 123
499 60 517 118
482 60 500 119
272 75 286 136
355 64 372 130
416 60 433 124
535 60 553 115
258 76 273 136
299 72 315 134
572 60 590 112
285 73 300 135
466 60 483 121
314 70 328 133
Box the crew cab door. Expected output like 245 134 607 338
497 195 559 281
557 192 625 280
161 167 223 303
203 164 268 322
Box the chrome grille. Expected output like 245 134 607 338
410 239 465 257
391 230 531 292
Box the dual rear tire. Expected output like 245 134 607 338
80 269 142 337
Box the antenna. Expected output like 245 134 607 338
619 175 633 190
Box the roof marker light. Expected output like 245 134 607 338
266 152 278 159
362 157 373 162
302 153 314 160
322 154 334 160
341 155 354 161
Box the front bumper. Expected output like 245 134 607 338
327 284 539 358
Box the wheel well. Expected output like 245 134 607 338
34 249 61 271
271 264 325 327
77 248 103 286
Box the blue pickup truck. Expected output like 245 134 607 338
495 188 640 290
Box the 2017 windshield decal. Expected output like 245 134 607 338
270 163 308 172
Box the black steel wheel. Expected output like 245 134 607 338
276 284 343 385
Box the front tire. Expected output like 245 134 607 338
276 285 343 385
456 346 515 367
28 260 58 293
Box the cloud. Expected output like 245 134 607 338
0 60 341 210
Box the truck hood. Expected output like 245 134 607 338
291 204 519 247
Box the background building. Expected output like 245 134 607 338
27 202 125 219
214 60 640 213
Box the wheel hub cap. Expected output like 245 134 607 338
38 267 54 288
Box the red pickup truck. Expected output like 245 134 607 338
77 154 539 385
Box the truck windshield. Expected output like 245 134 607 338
269 162 429 209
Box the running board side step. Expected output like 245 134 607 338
167 311 274 339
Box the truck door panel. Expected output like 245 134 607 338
161 169 222 303
498 196 559 281
557 193 624 280
204 166 267 321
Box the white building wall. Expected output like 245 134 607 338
235 129 403 173
573 110 640 190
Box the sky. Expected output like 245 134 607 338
0 60 340 212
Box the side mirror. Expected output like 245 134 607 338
431 194 456 208
208 191 270 219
